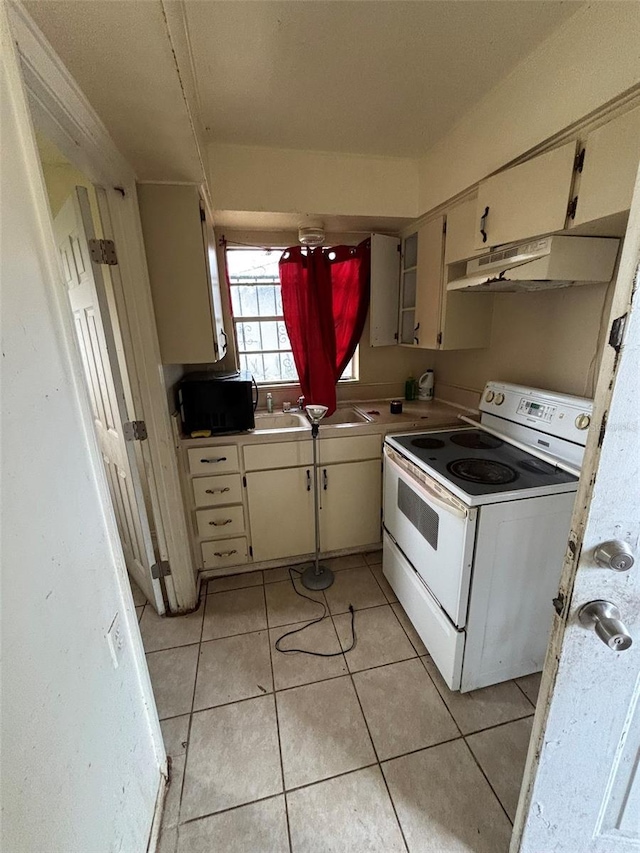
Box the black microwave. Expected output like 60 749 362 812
178 371 257 435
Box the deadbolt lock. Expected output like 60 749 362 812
594 540 635 572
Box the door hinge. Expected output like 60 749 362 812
151 560 171 579
574 148 586 173
88 238 118 265
608 314 627 353
249 545 253 558
243 475 247 487
123 420 148 441
199 206 206 223
442 220 447 235
437 332 443 346
567 197 578 220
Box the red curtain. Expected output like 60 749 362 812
279 239 370 414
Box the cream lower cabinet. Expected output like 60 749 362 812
319 459 382 551
246 465 315 562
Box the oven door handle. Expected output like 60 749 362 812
385 449 467 519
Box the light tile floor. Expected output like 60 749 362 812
133 554 541 853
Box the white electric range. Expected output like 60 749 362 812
382 381 592 692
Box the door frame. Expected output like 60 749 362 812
10 1 198 612
512 168 640 848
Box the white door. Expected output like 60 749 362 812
513 169 640 852
319 459 382 551
54 187 165 613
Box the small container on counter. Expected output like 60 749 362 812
390 400 403 415
418 370 435 402
266 392 274 413
404 375 417 401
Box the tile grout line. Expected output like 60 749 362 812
462 736 515 827
513 676 539 710
264 579 293 853
416 655 536 737
172 580 208 847
415 655 527 826
325 604 411 853
147 600 397 655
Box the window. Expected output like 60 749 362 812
226 247 356 385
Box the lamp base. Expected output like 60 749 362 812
300 563 335 591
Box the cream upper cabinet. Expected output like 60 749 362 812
445 198 485 265
570 107 640 227
399 217 445 349
473 141 578 250
137 184 227 364
319 459 382 552
369 233 400 347
246 466 315 562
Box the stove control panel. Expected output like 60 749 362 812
480 381 593 448
517 399 555 422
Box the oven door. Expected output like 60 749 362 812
383 445 477 628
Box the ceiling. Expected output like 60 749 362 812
184 0 581 157
23 0 583 182
24 0 204 182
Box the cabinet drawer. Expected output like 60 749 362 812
196 505 245 539
192 474 243 508
383 531 464 691
202 537 249 569
244 440 313 471
188 445 239 475
319 434 381 464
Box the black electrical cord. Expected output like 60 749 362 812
274 567 356 657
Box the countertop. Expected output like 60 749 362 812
176 397 478 448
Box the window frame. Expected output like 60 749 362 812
226 246 359 387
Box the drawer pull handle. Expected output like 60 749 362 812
306 469 311 492
213 549 237 558
323 468 328 491
201 457 227 464
205 486 230 494
209 519 232 526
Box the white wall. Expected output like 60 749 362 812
417 2 640 214
209 142 419 218
0 8 163 852
435 282 611 401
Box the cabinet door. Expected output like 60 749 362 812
474 141 578 249
414 216 445 349
445 198 484 265
138 184 218 364
369 233 401 346
398 232 418 344
319 460 382 552
246 466 314 562
572 107 640 227
202 215 228 359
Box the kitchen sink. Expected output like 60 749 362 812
253 412 309 431
320 406 371 425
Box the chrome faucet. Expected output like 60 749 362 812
297 395 305 411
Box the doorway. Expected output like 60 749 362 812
35 132 165 613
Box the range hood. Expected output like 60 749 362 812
447 235 619 293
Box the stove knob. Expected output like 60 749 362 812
485 390 495 403
575 413 591 430
494 393 505 406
